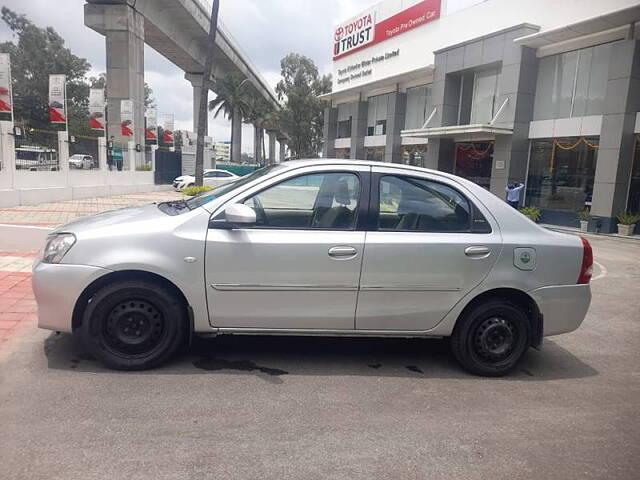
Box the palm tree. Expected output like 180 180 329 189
208 74 251 162
243 93 269 166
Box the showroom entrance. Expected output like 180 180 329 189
454 141 494 190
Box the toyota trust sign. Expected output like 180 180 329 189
333 0 441 60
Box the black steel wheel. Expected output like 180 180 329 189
81 279 187 370
451 300 530 376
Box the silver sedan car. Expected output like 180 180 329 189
32 160 593 376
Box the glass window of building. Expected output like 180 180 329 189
627 138 640 213
334 148 351 159
404 85 433 130
470 66 501 124
366 93 391 136
533 42 615 121
336 103 353 139
525 137 599 213
365 146 385 162
454 142 494 190
402 145 428 167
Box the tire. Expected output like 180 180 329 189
81 280 187 370
451 300 530 377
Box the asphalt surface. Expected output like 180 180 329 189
1 235 639 480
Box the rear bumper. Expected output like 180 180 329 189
32 260 110 333
530 284 591 336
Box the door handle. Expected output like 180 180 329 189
328 246 357 258
465 246 490 257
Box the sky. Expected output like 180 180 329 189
0 0 378 153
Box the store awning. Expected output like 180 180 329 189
513 5 640 48
401 124 513 139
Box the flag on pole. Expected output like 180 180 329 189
0 54 13 116
88 88 105 131
120 99 134 136
48 74 67 124
162 113 174 144
145 107 158 142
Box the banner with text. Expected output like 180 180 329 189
120 99 134 137
333 0 441 60
88 88 105 131
0 54 13 117
48 74 67 124
145 107 158 142
162 113 174 145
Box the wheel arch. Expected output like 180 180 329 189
455 288 543 347
71 270 193 336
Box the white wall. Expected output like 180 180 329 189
332 0 639 93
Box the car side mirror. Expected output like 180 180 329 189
209 203 256 229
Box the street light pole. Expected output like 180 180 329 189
195 0 220 187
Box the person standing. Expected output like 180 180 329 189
506 182 525 208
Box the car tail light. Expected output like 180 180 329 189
577 237 593 284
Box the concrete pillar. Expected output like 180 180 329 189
278 139 286 163
350 101 367 160
322 106 338 158
85 3 145 152
98 136 108 171
591 39 640 232
150 144 158 171
0 121 16 190
231 107 242 163
268 130 276 165
185 73 207 134
58 131 69 174
253 125 262 165
128 141 136 171
385 92 407 163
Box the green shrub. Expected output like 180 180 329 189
135 165 152 171
182 185 212 197
616 212 640 225
519 206 542 222
577 208 591 221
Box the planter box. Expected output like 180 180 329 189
617 223 637 236
580 220 589 232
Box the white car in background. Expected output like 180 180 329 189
173 169 239 191
69 154 94 169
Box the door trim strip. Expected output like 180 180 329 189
211 283 359 291
360 285 461 292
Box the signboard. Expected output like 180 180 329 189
162 113 174 144
48 74 67 124
145 107 158 142
333 0 441 60
120 99 134 136
0 54 13 117
88 88 105 131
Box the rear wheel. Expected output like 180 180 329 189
451 300 530 376
81 280 187 370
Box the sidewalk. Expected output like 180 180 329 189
541 223 640 242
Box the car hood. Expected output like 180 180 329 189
54 203 169 236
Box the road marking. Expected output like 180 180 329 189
592 261 607 281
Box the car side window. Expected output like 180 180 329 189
243 172 360 230
378 175 473 232
203 171 215 178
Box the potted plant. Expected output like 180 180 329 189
577 209 590 232
519 206 541 223
616 212 640 236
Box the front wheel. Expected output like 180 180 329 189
81 280 187 370
451 300 530 376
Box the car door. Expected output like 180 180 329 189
205 165 369 330
356 167 501 331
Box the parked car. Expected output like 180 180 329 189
69 154 94 169
173 169 239 191
32 160 593 375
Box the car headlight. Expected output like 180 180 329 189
42 233 76 263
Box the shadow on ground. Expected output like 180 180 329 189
44 332 598 383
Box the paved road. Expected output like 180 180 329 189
0 235 639 480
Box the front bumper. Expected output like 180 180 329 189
530 284 592 336
32 260 111 333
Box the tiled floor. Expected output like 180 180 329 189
0 191 182 228
0 270 36 357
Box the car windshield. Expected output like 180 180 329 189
185 165 282 209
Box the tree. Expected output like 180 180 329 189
208 74 251 163
244 93 275 166
0 7 90 131
275 54 331 158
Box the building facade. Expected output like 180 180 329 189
322 0 640 232
214 142 231 163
